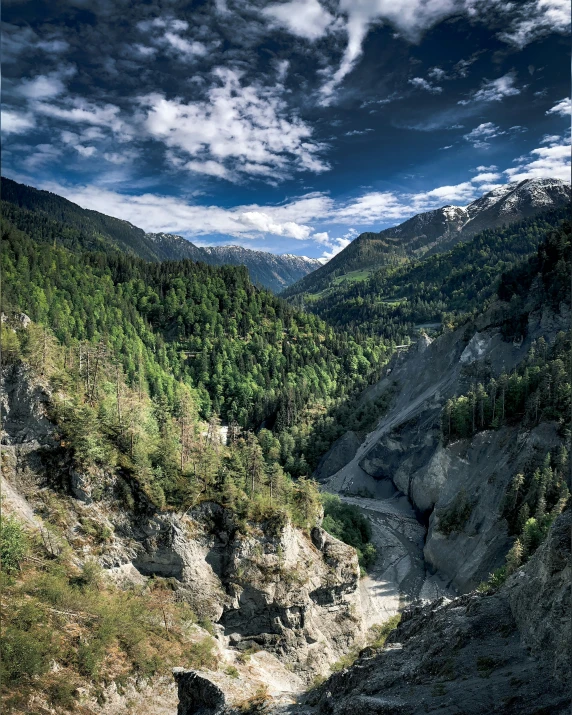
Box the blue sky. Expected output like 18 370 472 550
2 0 570 258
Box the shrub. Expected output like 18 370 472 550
437 492 473 535
368 614 401 649
186 637 218 670
0 515 28 573
321 493 377 570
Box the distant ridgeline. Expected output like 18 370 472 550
0 177 321 292
284 206 571 341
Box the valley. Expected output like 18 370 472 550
1 177 570 715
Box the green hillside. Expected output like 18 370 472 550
286 207 570 341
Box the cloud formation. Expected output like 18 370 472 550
546 97 571 117
262 0 335 41
458 72 521 105
409 77 443 93
139 68 329 179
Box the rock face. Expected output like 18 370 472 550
300 509 571 715
325 298 569 594
1 364 364 684
313 431 361 482
174 510 571 714
173 670 228 715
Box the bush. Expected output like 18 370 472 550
0 515 28 573
321 493 377 570
368 614 401 649
437 492 473 535
186 637 218 670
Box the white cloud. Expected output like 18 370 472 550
504 136 571 183
18 74 67 99
241 211 312 239
163 32 207 57
463 122 504 147
1 109 35 134
41 182 335 241
185 160 229 178
33 135 569 256
319 0 469 101
332 191 412 224
37 39 69 53
409 76 443 93
546 97 571 117
410 181 477 206
140 67 329 180
22 143 62 170
540 134 563 145
136 16 211 61
428 67 447 80
312 229 357 259
263 0 335 41
61 129 99 157
498 0 571 48
471 171 501 183
344 128 373 136
34 98 128 137
458 72 521 105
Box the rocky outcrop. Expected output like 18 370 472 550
297 509 571 715
1 364 364 684
314 431 361 482
325 300 569 594
173 670 228 715
173 510 571 713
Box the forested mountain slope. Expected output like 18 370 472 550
283 177 570 299
0 190 379 713
1 214 386 485
0 177 320 291
286 205 570 341
170 216 572 715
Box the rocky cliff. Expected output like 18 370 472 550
1 362 364 712
173 508 570 714
298 507 571 715
318 295 569 595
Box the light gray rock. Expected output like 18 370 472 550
314 431 361 482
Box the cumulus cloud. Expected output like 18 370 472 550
36 134 569 258
313 229 357 259
22 143 62 170
458 72 521 105
471 171 501 183
140 67 329 179
504 135 571 183
136 16 210 61
409 76 443 93
18 73 68 99
546 97 571 117
428 66 447 80
262 0 335 41
498 0 571 48
35 97 128 137
1 109 35 134
463 122 504 147
39 182 334 241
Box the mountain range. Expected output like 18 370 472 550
282 177 571 298
0 177 321 293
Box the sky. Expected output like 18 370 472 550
1 0 570 259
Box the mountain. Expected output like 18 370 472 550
283 205 570 344
173 210 572 715
283 177 571 299
200 245 322 293
2 179 569 714
0 177 321 292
